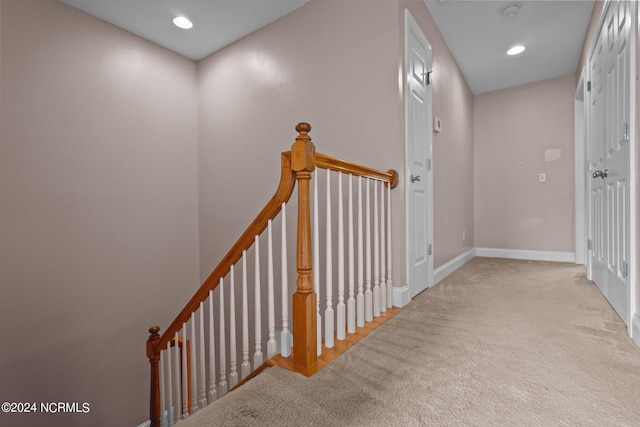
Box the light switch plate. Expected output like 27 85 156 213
433 117 442 133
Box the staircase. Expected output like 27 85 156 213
146 123 399 426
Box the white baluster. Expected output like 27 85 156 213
198 302 207 408
207 291 218 403
365 178 373 322
280 203 292 357
254 235 264 367
241 251 251 378
347 174 356 334
357 176 365 328
380 182 387 313
174 332 181 422
325 168 334 348
267 220 277 358
313 171 322 355
373 179 380 318
181 325 188 418
165 341 173 426
387 184 394 308
336 171 346 340
159 349 166 420
189 315 197 413
160 400 168 427
229 267 238 389
219 278 228 396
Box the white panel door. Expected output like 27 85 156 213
587 0 631 325
405 10 432 298
588 23 606 290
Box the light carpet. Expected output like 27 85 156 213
180 257 640 426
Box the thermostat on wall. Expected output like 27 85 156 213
433 117 442 133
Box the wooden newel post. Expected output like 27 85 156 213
147 326 161 427
291 122 318 370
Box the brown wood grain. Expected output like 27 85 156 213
290 123 318 370
316 152 399 188
269 307 400 376
146 326 161 427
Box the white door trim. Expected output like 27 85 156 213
574 67 586 266
628 0 637 336
404 9 433 297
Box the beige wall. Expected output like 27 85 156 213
474 74 576 253
198 0 475 289
0 1 199 426
197 0 406 285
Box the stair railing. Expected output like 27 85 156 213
146 123 398 427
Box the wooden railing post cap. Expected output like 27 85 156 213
292 122 315 172
388 169 400 189
295 122 311 136
147 326 161 358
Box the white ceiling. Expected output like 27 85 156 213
425 0 595 94
58 0 311 61
58 0 594 95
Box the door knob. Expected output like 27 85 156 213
592 169 608 179
410 174 421 183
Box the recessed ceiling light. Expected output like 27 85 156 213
173 16 193 30
507 45 526 55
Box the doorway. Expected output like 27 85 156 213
585 0 636 327
405 10 433 298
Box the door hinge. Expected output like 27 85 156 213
623 122 630 140
587 81 592 92
427 244 432 256
623 260 629 278
587 238 592 250
427 159 432 171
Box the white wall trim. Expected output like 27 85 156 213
434 248 476 285
632 315 640 349
476 248 575 263
393 285 411 308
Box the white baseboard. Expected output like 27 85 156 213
393 285 410 308
434 248 476 285
632 315 640 349
475 248 575 263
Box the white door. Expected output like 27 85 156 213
587 0 631 325
405 10 433 298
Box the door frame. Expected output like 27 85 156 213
629 0 637 336
404 9 434 297
574 67 587 267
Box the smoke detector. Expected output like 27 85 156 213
501 4 521 18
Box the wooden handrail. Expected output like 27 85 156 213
151 151 296 354
147 149 296 427
147 122 401 425
316 153 399 188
